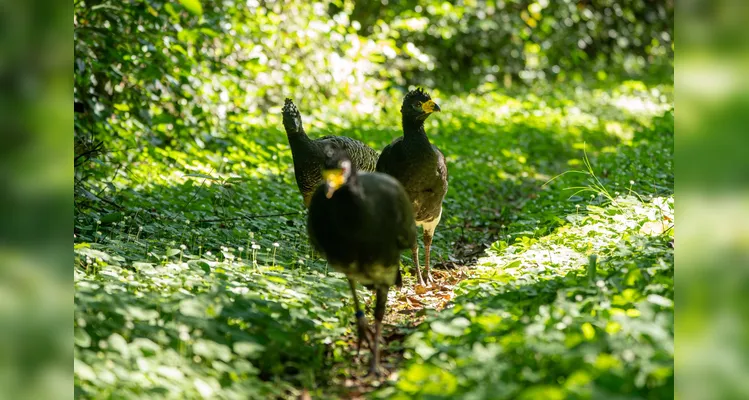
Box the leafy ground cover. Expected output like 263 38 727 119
74 82 673 399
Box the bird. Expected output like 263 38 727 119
307 147 417 376
282 99 379 207
376 88 448 286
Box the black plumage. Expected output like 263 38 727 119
308 149 416 376
282 99 379 207
376 88 448 286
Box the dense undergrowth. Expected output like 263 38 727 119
73 81 672 398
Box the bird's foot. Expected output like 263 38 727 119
424 271 435 286
414 269 426 286
365 362 384 378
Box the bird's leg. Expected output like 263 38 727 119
348 279 373 360
423 228 435 285
411 244 425 286
367 286 389 377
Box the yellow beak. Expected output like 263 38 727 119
421 99 441 114
322 169 346 198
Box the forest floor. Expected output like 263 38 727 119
74 82 674 399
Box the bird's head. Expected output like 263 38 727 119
401 88 440 122
321 147 354 199
282 98 303 133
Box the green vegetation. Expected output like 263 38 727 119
74 0 673 398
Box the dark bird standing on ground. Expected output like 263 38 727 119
282 99 379 207
307 148 417 376
376 88 448 286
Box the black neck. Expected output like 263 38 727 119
286 128 312 148
402 117 430 145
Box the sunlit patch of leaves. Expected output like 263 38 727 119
383 198 674 396
74 82 672 398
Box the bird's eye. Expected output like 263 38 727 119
413 102 422 110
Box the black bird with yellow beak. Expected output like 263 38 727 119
307 147 416 377
376 88 448 286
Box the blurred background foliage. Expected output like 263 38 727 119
74 0 673 178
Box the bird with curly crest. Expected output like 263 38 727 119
282 99 379 207
376 88 448 286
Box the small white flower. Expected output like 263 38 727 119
96 220 101 225
186 220 191 225
629 180 634 185
206 251 212 256
252 244 261 250
138 226 143 231
273 242 280 247
96 231 102 236
180 244 186 250
238 247 244 252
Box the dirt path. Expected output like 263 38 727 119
321 266 472 399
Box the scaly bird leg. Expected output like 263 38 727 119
423 229 435 285
348 279 373 360
411 244 425 286
367 286 389 377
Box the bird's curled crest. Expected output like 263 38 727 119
282 98 302 133
402 88 432 112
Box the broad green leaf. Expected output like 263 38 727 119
179 0 203 16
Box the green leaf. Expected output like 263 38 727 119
647 294 673 308
108 333 129 357
581 322 595 340
74 359 96 382
431 318 470 337
178 0 203 16
193 339 232 362
74 328 91 348
99 212 123 224
233 342 265 358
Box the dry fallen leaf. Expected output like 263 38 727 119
437 293 452 300
414 284 427 295
406 296 424 308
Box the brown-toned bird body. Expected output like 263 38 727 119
282 99 378 207
376 89 448 286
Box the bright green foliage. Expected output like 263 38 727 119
383 196 673 399
74 0 673 397
378 108 674 399
74 0 672 170
74 83 673 397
